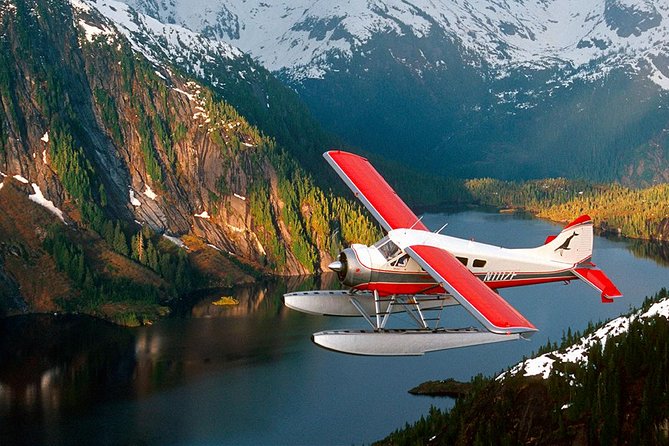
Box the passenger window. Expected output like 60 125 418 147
473 259 487 268
391 254 410 267
456 257 468 266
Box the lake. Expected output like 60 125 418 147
1 211 667 445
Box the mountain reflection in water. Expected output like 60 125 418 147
0 315 135 427
0 274 339 434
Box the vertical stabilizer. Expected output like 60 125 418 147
533 215 593 265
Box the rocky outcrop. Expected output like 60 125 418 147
0 0 372 285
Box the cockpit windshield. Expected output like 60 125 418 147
376 238 402 260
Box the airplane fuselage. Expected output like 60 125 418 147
334 229 580 296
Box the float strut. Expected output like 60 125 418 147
374 290 382 330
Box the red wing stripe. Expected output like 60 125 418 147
324 150 429 232
405 245 537 334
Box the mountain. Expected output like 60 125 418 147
377 288 669 445
0 0 380 319
120 0 669 184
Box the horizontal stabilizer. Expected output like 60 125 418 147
573 268 623 303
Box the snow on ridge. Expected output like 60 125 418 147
75 0 244 78
115 0 669 87
28 183 66 223
78 18 115 42
500 296 669 381
194 210 210 219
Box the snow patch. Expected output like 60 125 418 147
78 19 114 43
173 88 196 101
42 150 48 164
129 189 141 206
143 185 157 200
641 299 669 319
233 193 246 201
40 132 49 143
194 211 210 219
69 0 91 12
29 183 66 223
206 243 221 251
13 175 29 184
501 296 669 381
226 223 245 233
162 233 185 248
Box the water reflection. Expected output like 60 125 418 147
131 275 339 398
1 216 669 445
626 238 669 268
0 315 135 440
0 275 339 424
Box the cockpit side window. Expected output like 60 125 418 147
390 254 410 267
377 239 401 260
373 236 389 248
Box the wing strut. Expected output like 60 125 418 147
404 244 537 335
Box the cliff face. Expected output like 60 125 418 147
0 0 379 315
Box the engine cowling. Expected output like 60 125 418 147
328 244 371 287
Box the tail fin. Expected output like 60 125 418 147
534 215 622 302
534 215 593 265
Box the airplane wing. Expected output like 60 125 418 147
405 245 538 334
324 150 429 232
324 150 537 335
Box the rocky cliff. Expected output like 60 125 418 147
0 0 379 317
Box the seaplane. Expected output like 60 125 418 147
283 150 622 355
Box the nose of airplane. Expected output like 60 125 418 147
328 260 343 272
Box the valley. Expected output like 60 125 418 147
2 0 669 444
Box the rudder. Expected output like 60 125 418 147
534 215 593 264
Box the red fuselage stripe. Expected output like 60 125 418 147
353 274 576 296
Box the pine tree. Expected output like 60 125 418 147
113 222 129 256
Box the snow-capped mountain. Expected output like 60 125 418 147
67 0 259 90
120 0 669 87
118 0 669 183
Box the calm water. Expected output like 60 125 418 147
1 211 668 445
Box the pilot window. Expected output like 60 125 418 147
456 257 468 266
377 240 401 260
473 259 487 268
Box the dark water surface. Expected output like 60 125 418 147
1 211 668 445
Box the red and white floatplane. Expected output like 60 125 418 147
283 151 622 356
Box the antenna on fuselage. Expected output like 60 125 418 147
435 222 448 234
409 216 424 230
